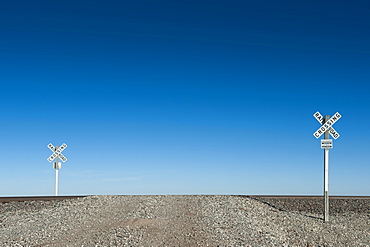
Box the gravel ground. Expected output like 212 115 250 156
0 195 369 246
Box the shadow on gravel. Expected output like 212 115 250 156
250 197 323 220
236 195 370 221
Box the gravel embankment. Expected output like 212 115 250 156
0 195 369 246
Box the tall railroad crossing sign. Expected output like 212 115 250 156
313 111 341 222
47 143 67 163
313 111 341 140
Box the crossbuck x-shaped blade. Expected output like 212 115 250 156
313 112 341 139
47 143 68 162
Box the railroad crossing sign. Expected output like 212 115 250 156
47 143 67 162
313 112 341 139
312 111 342 222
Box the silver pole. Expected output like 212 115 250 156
324 116 329 222
55 146 59 196
55 168 59 196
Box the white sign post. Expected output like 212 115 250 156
313 112 341 222
47 143 68 196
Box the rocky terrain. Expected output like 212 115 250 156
0 195 369 246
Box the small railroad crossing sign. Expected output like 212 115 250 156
313 112 341 139
47 143 67 196
47 143 68 162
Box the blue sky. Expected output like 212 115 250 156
1 0 369 196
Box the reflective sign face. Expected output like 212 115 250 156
57 143 67 153
313 111 324 124
58 153 67 162
313 112 341 139
328 127 340 139
48 143 55 151
47 152 58 162
47 143 68 162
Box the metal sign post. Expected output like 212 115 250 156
323 115 330 222
313 112 341 222
47 143 68 196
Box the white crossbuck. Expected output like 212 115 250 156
313 112 341 139
47 143 68 162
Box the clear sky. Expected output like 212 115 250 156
1 0 369 196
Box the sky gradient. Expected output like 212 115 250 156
1 0 369 196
